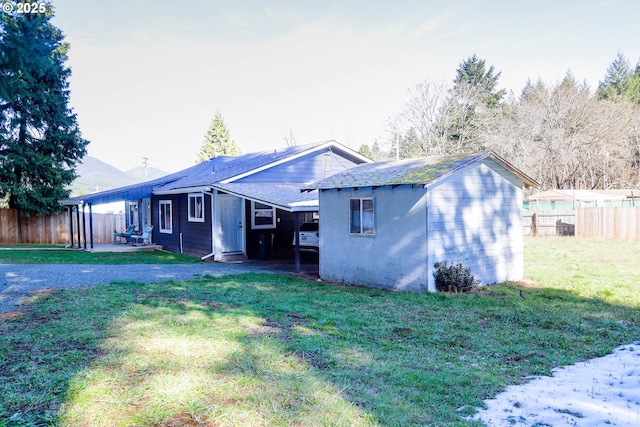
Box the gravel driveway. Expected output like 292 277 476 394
0 262 293 313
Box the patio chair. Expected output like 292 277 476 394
113 225 136 244
131 225 153 245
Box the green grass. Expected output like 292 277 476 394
1 236 639 426
0 249 199 264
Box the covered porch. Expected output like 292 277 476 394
211 183 320 273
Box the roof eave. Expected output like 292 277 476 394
211 184 318 212
153 186 213 195
484 152 540 188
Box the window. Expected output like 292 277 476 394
251 201 276 229
188 193 205 222
350 198 374 234
159 200 172 233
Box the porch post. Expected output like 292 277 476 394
81 203 87 250
294 211 300 273
68 206 74 247
75 205 81 248
88 202 94 249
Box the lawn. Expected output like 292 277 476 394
0 248 198 264
0 236 638 426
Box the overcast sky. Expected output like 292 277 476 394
51 0 640 173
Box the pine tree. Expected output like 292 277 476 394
453 54 506 107
196 112 241 162
597 52 640 104
0 2 88 216
445 55 506 153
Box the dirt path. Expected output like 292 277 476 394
0 262 294 313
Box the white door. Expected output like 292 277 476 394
219 194 243 253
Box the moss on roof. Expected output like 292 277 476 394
307 153 478 190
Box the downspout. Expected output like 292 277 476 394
201 190 216 260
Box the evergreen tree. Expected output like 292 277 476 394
444 55 506 153
453 54 506 107
597 52 640 104
0 2 88 216
358 140 385 161
196 112 241 162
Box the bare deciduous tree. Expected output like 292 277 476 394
488 77 639 190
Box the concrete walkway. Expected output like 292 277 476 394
0 261 310 314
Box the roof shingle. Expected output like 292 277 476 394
303 152 538 190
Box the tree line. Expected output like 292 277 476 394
362 52 640 191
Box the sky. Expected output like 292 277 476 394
50 0 640 173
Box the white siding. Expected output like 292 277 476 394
318 157 525 292
425 159 523 290
319 185 429 291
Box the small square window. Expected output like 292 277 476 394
350 198 374 235
188 193 205 222
252 201 276 229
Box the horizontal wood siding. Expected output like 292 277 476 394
152 195 181 253
152 194 213 257
319 185 429 291
427 160 524 289
180 193 213 257
235 149 360 183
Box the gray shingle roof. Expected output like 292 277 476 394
60 140 352 207
303 151 538 190
153 140 340 191
213 183 319 211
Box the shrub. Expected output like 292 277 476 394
433 262 480 293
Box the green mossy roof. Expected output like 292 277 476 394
305 153 483 190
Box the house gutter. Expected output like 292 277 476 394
154 186 211 196
201 190 217 261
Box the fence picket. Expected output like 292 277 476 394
0 209 125 245
576 207 640 240
525 207 640 240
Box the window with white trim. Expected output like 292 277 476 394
188 193 205 222
350 198 374 234
251 201 276 229
159 200 172 233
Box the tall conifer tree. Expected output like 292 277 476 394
196 112 241 162
0 1 88 216
597 52 640 104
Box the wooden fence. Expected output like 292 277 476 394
0 208 125 245
523 210 575 236
576 207 640 240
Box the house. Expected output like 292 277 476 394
303 152 538 292
60 140 371 265
525 189 640 210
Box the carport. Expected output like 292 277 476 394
210 182 319 272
